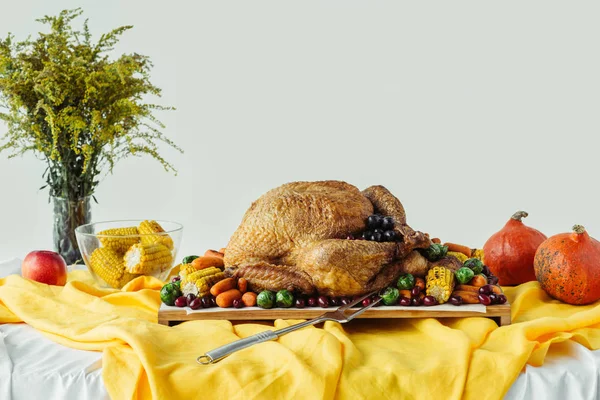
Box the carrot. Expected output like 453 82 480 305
489 285 503 295
241 292 257 307
452 290 480 304
415 277 425 291
238 278 248 293
469 275 488 287
399 290 412 299
210 278 236 296
216 289 242 308
432 238 441 244
191 256 224 270
219 248 227 254
204 249 224 259
443 242 472 258
455 284 480 293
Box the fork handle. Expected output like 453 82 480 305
197 330 278 364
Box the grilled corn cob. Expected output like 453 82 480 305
426 266 455 304
98 227 139 254
181 267 225 297
139 220 174 249
90 247 128 288
123 243 173 274
447 251 469 263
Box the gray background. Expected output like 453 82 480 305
0 1 598 261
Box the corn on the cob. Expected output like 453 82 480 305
426 266 455 304
181 267 225 297
98 227 140 254
138 220 174 249
447 251 469 263
472 249 485 263
123 243 173 274
90 247 127 289
179 263 200 279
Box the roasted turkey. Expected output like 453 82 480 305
224 181 431 297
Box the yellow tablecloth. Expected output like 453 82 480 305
1 271 600 400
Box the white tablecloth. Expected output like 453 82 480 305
1 258 600 400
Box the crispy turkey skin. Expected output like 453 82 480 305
224 181 431 296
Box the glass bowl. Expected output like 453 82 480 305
75 220 183 289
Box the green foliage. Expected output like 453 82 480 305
0 8 181 200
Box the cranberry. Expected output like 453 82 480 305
478 294 492 306
189 298 202 310
340 297 351 306
497 294 507 304
210 296 217 307
318 296 329 308
307 297 318 307
362 298 372 307
171 275 181 282
399 297 411 306
174 296 187 307
346 234 355 240
233 299 244 308
423 295 436 306
295 298 306 308
330 297 340 307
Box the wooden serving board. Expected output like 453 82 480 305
158 302 511 327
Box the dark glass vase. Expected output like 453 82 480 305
53 196 92 265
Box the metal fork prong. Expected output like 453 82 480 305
338 291 377 311
344 296 382 321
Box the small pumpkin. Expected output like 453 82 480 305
483 211 547 285
534 225 600 305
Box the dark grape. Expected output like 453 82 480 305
373 229 384 235
478 294 492 306
488 275 499 285
479 285 493 295
210 296 217 307
362 231 372 240
383 230 397 242
399 297 411 306
295 298 306 308
171 275 181 283
381 217 395 231
307 297 318 307
330 297 341 307
362 298 372 307
449 295 463 306
186 293 196 306
235 299 245 308
367 215 383 229
482 265 491 276
201 296 212 308
174 296 187 307
189 297 202 310
496 294 507 304
411 297 423 306
372 232 383 242
411 286 421 297
489 293 498 304
341 297 351 306
423 295 436 306
318 296 329 308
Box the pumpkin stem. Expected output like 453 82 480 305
573 225 586 234
511 211 529 221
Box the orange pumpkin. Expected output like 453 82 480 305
534 225 600 305
483 211 547 285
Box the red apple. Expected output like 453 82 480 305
22 250 68 286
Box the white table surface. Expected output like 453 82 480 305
1 258 600 400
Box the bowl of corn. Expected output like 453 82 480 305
75 220 183 289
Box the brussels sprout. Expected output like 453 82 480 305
182 255 199 264
421 244 448 262
397 274 415 290
172 279 181 290
257 291 276 309
276 290 295 308
463 258 484 275
160 282 182 306
455 267 475 284
379 287 400 306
